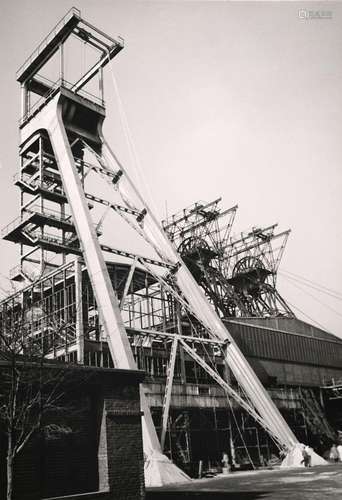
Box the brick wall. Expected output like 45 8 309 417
0 366 145 500
98 375 145 500
106 414 145 499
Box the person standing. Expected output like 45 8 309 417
337 443 342 462
301 445 312 467
330 444 339 463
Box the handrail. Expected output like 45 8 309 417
20 77 104 127
1 206 74 238
14 172 67 203
16 7 81 79
1 213 29 238
322 377 342 388
9 264 23 279
20 83 60 126
14 172 39 187
25 205 73 223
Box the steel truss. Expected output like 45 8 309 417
162 201 294 318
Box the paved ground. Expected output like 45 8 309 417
146 464 342 500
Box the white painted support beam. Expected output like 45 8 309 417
101 244 172 269
72 45 119 94
84 192 141 217
178 338 283 447
120 257 137 309
126 327 226 346
100 139 299 450
23 95 161 453
75 257 84 364
19 94 190 486
160 336 178 451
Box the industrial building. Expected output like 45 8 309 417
0 8 341 496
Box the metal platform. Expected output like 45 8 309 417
14 175 67 203
2 207 76 244
17 7 124 127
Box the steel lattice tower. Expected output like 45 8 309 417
162 199 294 318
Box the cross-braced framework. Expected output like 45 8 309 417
162 201 294 318
1 7 327 487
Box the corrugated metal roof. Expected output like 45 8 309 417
225 319 342 369
228 317 342 343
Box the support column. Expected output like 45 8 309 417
75 257 84 364
97 401 109 491
160 337 178 451
60 44 64 84
99 67 104 105
39 135 44 275
97 379 146 499
19 93 191 486
21 83 28 119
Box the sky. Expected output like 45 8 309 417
0 0 341 337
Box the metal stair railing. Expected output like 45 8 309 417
300 388 336 440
